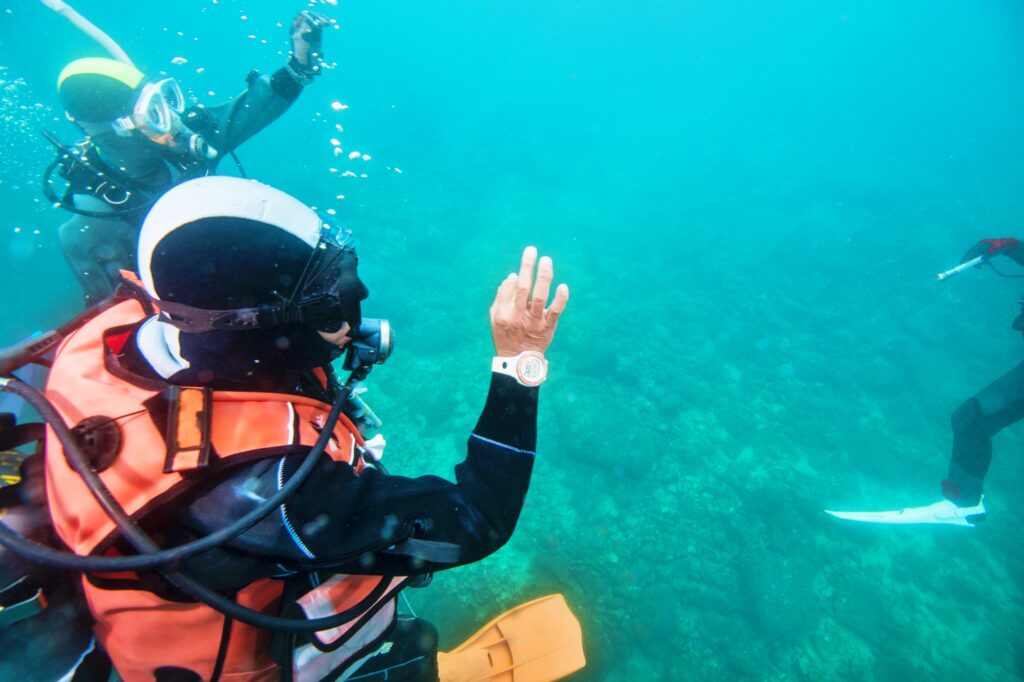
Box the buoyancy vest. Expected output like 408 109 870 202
43 299 408 681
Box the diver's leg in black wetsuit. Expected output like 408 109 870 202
57 206 138 306
946 360 1024 506
349 616 439 681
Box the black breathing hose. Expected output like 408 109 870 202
0 375 353 572
0 373 408 632
987 261 1024 279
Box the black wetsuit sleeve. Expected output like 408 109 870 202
174 374 538 581
187 68 304 155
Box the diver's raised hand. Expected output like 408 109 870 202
490 246 570 357
288 10 330 81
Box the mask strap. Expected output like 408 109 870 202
303 243 347 294
117 270 280 333
286 241 322 308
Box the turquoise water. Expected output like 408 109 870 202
3 0 1024 679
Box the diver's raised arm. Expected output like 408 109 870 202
188 10 333 154
41 0 135 67
175 247 572 575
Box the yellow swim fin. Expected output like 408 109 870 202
437 593 585 682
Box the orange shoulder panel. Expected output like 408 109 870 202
45 300 365 555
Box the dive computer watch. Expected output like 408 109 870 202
492 351 548 387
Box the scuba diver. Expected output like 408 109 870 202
826 237 1023 526
46 8 331 306
0 176 584 681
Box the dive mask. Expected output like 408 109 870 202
145 221 369 334
112 78 186 137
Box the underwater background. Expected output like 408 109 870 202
2 0 1024 679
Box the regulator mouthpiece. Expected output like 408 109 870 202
190 134 218 161
343 318 393 370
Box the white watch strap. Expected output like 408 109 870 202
492 356 515 376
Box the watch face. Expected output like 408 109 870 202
517 353 547 385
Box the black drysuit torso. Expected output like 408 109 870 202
112 329 539 592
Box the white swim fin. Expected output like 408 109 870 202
825 497 986 527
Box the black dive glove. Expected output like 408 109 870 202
287 10 330 84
